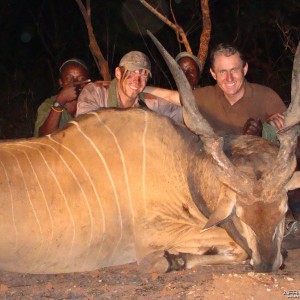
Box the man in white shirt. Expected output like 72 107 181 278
76 51 183 124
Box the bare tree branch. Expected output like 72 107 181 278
198 0 211 74
169 0 182 45
276 19 299 56
139 0 192 54
75 0 111 80
139 0 211 75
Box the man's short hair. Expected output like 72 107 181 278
119 51 152 77
210 43 247 69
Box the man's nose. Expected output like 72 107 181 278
74 77 83 83
131 74 142 83
225 71 234 81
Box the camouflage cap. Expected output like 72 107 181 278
119 51 152 77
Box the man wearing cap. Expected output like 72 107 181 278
34 58 90 137
175 51 201 90
75 51 183 123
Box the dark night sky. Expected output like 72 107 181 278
0 0 299 138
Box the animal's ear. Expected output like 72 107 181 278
285 171 300 191
201 188 236 233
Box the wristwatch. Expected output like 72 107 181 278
52 101 64 109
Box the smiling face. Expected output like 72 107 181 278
115 67 150 108
210 53 248 105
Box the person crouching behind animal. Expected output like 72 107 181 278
75 51 183 123
34 58 90 137
175 51 201 90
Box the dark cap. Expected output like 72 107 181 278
59 58 88 73
119 51 152 77
175 51 201 72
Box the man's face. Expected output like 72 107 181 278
178 57 200 89
116 67 149 103
59 64 89 87
59 64 89 115
210 53 248 101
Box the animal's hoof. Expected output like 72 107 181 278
164 251 186 272
281 247 288 260
280 263 286 270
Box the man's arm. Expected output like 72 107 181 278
264 88 287 130
144 95 183 124
37 106 64 137
76 82 108 117
144 86 181 105
36 84 79 137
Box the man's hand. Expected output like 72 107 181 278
56 79 91 106
56 85 77 106
266 113 284 130
242 118 263 136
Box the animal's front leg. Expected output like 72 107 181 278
166 245 249 271
139 247 248 273
182 251 249 269
138 229 248 273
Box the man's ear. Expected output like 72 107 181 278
243 63 248 76
210 68 217 80
58 78 63 87
115 67 122 80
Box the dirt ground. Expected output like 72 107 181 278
0 249 300 300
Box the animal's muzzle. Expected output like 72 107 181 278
253 262 275 273
251 253 283 273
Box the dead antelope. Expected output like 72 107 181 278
0 35 299 274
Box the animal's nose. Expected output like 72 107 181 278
251 254 283 273
279 263 285 270
253 262 274 273
253 254 283 272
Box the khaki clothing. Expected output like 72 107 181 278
34 96 73 137
76 79 183 123
193 81 287 135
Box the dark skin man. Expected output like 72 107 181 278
35 59 90 137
